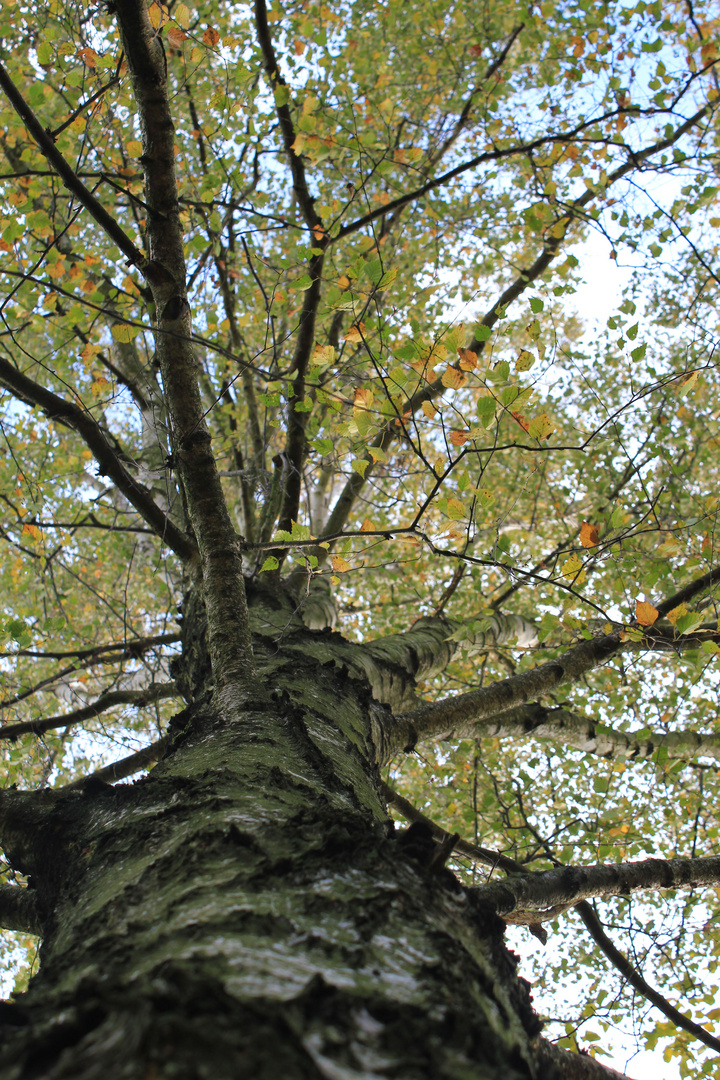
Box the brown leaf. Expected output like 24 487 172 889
580 521 599 548
202 27 221 47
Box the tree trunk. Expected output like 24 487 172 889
0 584 558 1080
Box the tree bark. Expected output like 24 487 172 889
0 585 619 1080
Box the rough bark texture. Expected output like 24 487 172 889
0 587 559 1080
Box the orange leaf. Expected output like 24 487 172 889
360 519 374 532
635 600 659 627
511 412 529 433
449 431 468 446
580 521 599 548
21 523 42 540
202 27 221 47
458 348 477 371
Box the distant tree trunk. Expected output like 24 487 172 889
0 584 618 1080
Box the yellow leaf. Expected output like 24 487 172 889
331 555 351 573
422 401 437 419
635 600 659 627
148 4 167 29
311 345 335 366
446 497 466 520
91 376 110 397
111 323 139 343
666 603 687 627
561 553 584 581
515 349 535 372
580 521 599 548
126 140 143 158
360 519 375 532
174 2 190 27
458 348 477 371
441 366 467 390
344 323 365 342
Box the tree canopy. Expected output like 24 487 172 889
1 0 720 1075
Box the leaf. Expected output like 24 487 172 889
449 431 468 446
441 366 467 390
77 48 98 67
458 348 477 370
344 323 365 342
360 519 375 532
529 297 544 313
561 553 584 581
112 323 139 343
167 26 187 47
174 3 191 28
260 556 279 572
527 413 554 439
635 600 659 626
580 522 599 548
515 350 535 372
331 555 351 573
21 523 41 541
203 27 221 47
446 497 467 520
422 401 437 418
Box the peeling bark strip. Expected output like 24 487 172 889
113 0 255 693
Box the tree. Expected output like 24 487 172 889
0 0 719 1076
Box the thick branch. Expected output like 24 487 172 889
0 883 42 935
383 632 622 762
0 683 178 741
0 354 195 562
474 854 720 918
114 0 256 692
445 703 720 764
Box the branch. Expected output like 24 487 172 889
334 103 710 245
253 0 324 233
0 683 179 741
473 854 720 919
0 354 195 562
441 703 720 764
0 883 41 935
60 736 169 790
114 0 256 691
575 900 720 1055
0 631 181 662
382 782 521 875
0 60 146 267
383 631 622 762
320 103 713 538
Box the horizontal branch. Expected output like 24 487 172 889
0 882 41 935
474 854 720 919
0 631 180 662
60 735 169 790
445 703 720 764
0 683 179 741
